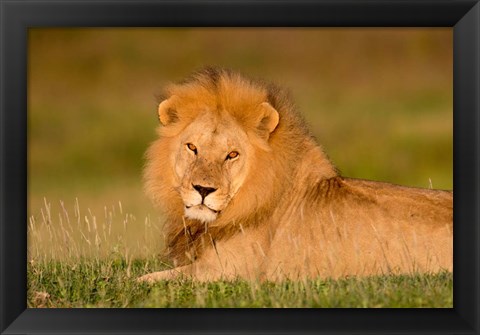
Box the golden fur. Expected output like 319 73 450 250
139 68 452 282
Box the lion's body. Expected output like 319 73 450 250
140 68 452 282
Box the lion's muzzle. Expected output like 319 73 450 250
182 183 223 223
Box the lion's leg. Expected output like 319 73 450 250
137 265 194 283
137 260 238 282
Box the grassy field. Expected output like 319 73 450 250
27 199 453 308
28 28 453 308
28 259 453 308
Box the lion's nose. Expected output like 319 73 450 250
193 184 217 199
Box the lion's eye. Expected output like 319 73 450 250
186 143 197 154
226 151 239 160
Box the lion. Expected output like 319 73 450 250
139 67 452 282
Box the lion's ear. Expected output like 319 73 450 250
256 102 279 137
157 96 179 126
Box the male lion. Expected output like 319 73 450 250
139 67 452 282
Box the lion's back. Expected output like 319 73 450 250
261 176 453 280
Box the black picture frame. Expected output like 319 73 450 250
1 0 479 334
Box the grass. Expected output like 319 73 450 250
28 258 453 308
27 199 453 308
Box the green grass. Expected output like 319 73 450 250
27 199 453 308
28 258 453 308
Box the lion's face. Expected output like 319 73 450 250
146 70 281 225
171 112 253 223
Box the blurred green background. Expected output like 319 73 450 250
28 28 452 258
